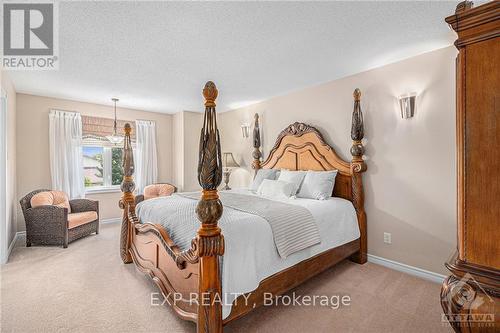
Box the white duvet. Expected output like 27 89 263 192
136 188 360 319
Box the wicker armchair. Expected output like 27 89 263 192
20 189 99 248
135 183 177 205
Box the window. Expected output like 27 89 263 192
83 145 124 192
81 115 134 193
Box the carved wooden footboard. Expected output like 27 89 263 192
119 132 201 319
128 209 200 321
119 82 367 333
119 82 225 331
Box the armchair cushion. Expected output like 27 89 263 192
68 211 98 229
31 191 71 213
144 184 176 200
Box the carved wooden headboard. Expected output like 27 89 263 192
260 122 353 200
252 89 367 262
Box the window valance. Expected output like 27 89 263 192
81 115 135 145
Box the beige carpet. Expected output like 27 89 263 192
1 223 451 333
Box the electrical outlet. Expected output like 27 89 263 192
383 232 392 244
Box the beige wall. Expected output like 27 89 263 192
171 111 203 192
1 71 17 246
16 94 173 226
218 46 457 275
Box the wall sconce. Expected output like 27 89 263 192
241 123 250 138
398 92 417 119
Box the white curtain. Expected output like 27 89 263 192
49 110 85 199
135 120 158 194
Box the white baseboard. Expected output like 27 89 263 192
3 224 446 286
367 254 446 284
2 231 26 264
4 218 120 263
101 217 121 224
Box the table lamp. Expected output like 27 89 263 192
222 152 240 190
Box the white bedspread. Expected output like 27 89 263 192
136 188 360 319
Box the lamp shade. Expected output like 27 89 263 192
107 97 124 144
222 152 240 168
106 134 124 145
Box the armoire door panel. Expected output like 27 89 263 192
464 38 500 269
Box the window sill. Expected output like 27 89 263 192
85 187 121 195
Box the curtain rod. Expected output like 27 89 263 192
49 108 79 114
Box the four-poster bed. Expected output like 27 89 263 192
119 81 367 332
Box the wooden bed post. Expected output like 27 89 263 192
251 113 262 173
119 123 135 264
350 89 367 264
196 81 224 333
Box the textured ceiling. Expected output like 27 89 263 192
8 1 462 113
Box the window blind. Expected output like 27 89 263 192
81 115 135 145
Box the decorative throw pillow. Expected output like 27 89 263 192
297 170 338 200
257 179 296 199
277 170 306 194
250 169 279 191
31 190 71 213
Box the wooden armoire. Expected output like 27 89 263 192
441 1 500 332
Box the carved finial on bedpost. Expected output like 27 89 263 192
119 123 135 264
350 89 367 265
455 0 473 13
252 113 262 173
196 81 224 333
350 89 366 170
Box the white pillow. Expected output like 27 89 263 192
297 170 338 200
257 179 296 199
250 169 280 191
277 170 306 194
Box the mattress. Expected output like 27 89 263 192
136 188 360 319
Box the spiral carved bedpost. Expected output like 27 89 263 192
350 89 367 264
252 113 262 174
196 81 224 333
119 123 135 264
